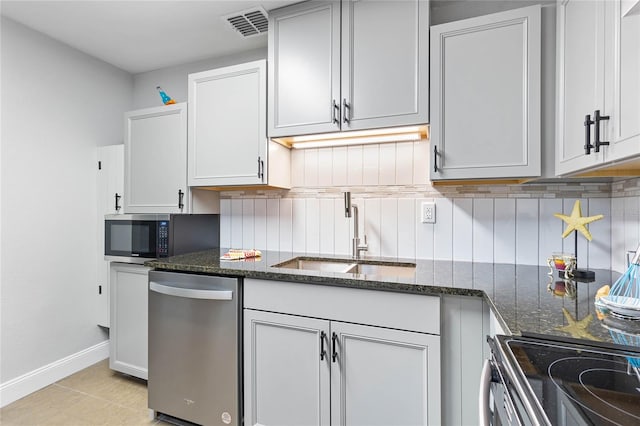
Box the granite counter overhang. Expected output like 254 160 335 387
146 248 636 350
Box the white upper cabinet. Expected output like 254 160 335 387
604 0 640 165
188 60 290 188
555 0 607 174
430 5 542 181
556 0 640 176
268 0 429 138
124 103 188 213
269 1 341 137
340 0 429 131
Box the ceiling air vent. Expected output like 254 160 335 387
223 7 269 38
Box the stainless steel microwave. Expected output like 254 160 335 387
104 214 219 264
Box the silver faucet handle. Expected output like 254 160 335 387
359 235 368 250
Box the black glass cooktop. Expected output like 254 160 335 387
500 336 640 426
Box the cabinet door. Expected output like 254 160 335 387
330 322 441 426
124 103 187 213
555 0 606 175
430 6 541 181
188 60 267 187
109 263 150 379
98 144 124 216
605 0 640 163
341 0 428 130
268 0 341 137
244 310 330 426
96 145 124 327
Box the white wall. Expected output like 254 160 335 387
0 17 133 388
132 47 266 109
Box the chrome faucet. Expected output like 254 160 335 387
344 192 368 259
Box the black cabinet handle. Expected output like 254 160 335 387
114 193 121 211
433 146 439 173
178 189 184 210
584 114 595 155
257 157 264 180
333 100 340 126
342 99 350 124
593 109 610 152
320 331 327 361
331 332 338 363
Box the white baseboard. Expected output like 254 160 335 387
0 340 109 408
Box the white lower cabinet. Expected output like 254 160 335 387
109 263 150 380
244 310 329 426
330 321 439 426
243 279 441 426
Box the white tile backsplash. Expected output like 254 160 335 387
538 198 563 265
347 146 363 186
292 198 306 253
363 145 380 186
380 198 398 257
364 198 381 257
266 198 279 251
452 199 473 262
242 199 254 249
472 199 494 263
624 197 640 259
398 199 416 259
434 197 454 260
254 199 267 251
515 199 539 265
493 199 516 264
218 143 640 270
396 142 414 185
306 198 320 255
332 147 348 186
415 198 435 260
279 198 293 252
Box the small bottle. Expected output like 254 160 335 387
156 86 176 105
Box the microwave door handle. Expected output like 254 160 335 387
149 282 232 301
479 359 493 426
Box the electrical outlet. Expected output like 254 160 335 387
421 202 436 224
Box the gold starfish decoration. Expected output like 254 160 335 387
554 200 604 241
555 308 602 341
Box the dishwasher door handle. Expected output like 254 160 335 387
150 282 233 300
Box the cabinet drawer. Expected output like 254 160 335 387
244 279 440 335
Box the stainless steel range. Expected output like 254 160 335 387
483 334 640 425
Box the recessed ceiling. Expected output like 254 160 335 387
1 0 297 74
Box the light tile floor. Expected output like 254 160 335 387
0 360 163 425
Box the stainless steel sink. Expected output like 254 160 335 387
344 262 416 278
272 257 355 273
271 257 416 278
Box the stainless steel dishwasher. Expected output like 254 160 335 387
148 270 241 426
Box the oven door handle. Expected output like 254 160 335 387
479 358 493 426
150 282 233 301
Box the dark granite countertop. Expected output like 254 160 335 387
146 248 640 351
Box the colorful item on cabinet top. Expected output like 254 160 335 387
156 85 176 105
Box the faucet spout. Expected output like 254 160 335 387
344 192 352 218
344 192 367 259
